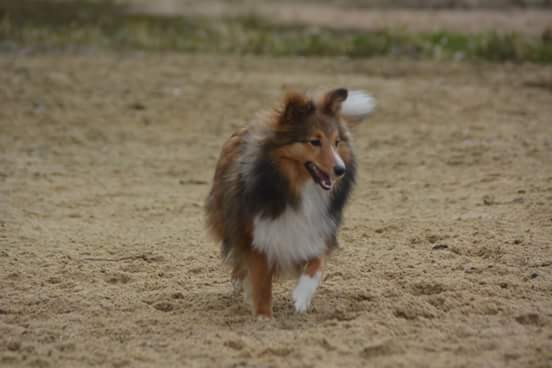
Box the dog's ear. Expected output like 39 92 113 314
279 91 315 125
321 88 348 115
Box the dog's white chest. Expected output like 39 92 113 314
252 182 336 269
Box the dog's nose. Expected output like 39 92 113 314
334 165 346 177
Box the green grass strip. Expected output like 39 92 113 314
1 1 551 63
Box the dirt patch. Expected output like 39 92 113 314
0 52 551 367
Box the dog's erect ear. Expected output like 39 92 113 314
321 88 348 115
279 91 315 125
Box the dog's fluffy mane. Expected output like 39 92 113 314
206 89 374 270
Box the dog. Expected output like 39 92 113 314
205 88 374 318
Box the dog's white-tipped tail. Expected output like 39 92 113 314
341 90 375 122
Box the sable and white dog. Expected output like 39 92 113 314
205 88 374 318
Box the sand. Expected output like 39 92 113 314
1 52 551 367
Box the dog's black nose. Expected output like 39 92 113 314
334 165 346 177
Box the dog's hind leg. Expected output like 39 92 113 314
293 256 324 313
231 265 247 295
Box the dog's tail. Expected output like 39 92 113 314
341 90 375 124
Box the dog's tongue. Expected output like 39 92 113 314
318 171 332 190
306 162 333 191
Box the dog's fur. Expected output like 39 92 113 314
205 88 373 317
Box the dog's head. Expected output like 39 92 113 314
269 88 354 191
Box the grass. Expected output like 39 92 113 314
300 0 552 9
1 0 551 63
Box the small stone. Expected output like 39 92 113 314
426 234 439 244
483 195 495 205
515 313 540 326
153 302 174 312
129 102 146 110
7 341 21 351
47 277 62 284
224 340 245 350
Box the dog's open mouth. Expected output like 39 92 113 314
305 162 332 190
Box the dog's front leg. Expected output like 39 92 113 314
293 256 324 313
247 249 273 318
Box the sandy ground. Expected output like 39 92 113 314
128 0 552 36
0 52 552 368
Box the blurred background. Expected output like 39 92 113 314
2 2 552 368
1 0 551 62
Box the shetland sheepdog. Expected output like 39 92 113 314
205 88 374 318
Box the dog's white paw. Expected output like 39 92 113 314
293 292 312 313
292 272 321 314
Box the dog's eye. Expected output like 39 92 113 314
309 139 322 147
335 139 341 147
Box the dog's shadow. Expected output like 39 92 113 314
170 287 374 327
